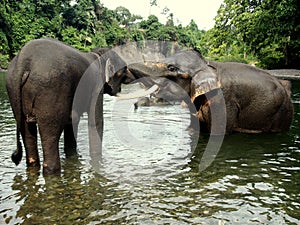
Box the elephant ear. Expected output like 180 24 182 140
190 66 221 102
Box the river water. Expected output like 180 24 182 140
0 72 299 225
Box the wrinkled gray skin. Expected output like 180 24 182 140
129 51 220 102
128 50 294 134
5 38 133 174
206 61 293 133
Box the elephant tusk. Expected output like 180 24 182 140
117 84 159 100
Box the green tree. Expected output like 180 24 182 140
0 0 64 60
0 0 216 69
114 6 142 28
0 0 15 64
206 0 300 68
179 20 205 50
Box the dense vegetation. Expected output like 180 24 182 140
0 0 299 69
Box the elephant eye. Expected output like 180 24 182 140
167 65 179 72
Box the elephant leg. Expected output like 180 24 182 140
88 94 103 171
225 100 240 133
64 123 78 157
88 122 103 173
88 113 103 158
38 123 62 175
23 122 40 167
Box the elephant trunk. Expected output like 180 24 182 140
128 62 169 78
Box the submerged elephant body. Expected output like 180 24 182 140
6 38 129 174
128 51 293 134
201 61 293 133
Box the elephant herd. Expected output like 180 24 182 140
5 38 294 174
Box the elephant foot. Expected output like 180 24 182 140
64 147 78 158
11 149 22 165
43 163 61 176
26 166 41 175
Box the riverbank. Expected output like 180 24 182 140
268 69 300 80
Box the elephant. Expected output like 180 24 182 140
133 96 171 109
127 50 294 134
5 38 133 174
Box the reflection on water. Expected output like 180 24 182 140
0 72 300 224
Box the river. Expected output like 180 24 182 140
0 72 299 224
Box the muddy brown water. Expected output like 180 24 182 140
0 72 300 224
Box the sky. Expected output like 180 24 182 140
100 0 224 30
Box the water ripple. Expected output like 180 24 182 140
0 78 300 224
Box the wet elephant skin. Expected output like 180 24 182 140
128 50 294 134
5 38 130 174
206 61 293 133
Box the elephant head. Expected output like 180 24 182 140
121 49 228 135
91 48 136 96
127 50 221 105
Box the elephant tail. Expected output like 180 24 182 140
11 126 23 165
6 55 23 165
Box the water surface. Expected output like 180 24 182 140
0 72 299 224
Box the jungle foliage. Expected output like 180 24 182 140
204 0 300 69
0 0 299 69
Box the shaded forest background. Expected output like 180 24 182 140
0 0 299 69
